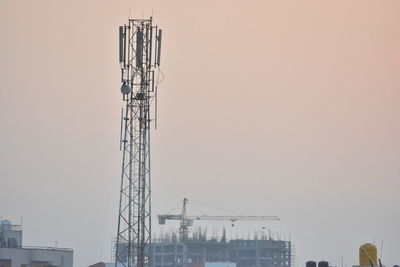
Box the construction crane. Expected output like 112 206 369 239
158 198 280 240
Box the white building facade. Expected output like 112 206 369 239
0 247 73 267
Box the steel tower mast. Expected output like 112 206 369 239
116 17 162 267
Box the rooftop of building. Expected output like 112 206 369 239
0 245 73 252
0 218 73 252
0 219 22 231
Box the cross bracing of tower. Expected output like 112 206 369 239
115 17 162 267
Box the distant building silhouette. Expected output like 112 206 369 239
0 219 73 267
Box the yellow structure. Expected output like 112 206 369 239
359 243 377 266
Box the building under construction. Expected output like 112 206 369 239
148 198 291 267
114 234 292 267
150 236 291 267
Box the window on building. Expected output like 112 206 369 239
164 246 174 253
164 255 174 263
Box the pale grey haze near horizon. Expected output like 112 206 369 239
0 1 399 266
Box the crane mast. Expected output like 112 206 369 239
180 198 189 240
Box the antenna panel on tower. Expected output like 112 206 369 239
119 26 125 64
157 29 162 66
136 29 144 68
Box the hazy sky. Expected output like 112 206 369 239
0 1 399 266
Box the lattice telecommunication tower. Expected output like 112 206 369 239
115 17 162 267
